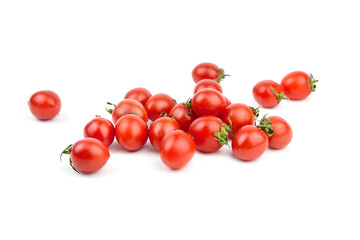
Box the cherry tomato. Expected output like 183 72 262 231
281 71 318 100
252 80 287 108
192 62 228 83
232 125 268 161
61 138 110 174
188 115 224 153
149 115 181 151
221 103 255 138
194 79 223 94
160 130 196 170
267 116 293 149
83 116 115 147
191 88 227 117
145 93 175 122
169 101 197 132
115 114 148 151
109 99 148 124
28 90 61 120
124 87 152 106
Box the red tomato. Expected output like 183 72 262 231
221 103 255 138
145 93 175 121
149 115 181 151
115 114 148 151
169 102 197 132
61 138 110 174
191 88 227 117
188 115 224 153
232 125 268 161
110 99 148 124
267 116 293 149
28 90 61 120
83 116 115 147
281 71 318 100
252 80 287 108
194 79 223 94
124 87 152 106
192 62 228 83
160 130 196 170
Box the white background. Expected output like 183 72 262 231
1 0 359 239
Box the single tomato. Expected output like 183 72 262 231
267 116 293 149
192 62 229 83
252 80 287 108
108 99 148 124
83 116 115 147
194 79 223 94
169 101 197 132
29 90 61 120
191 88 227 117
281 71 318 100
149 114 181 151
221 103 255 138
145 93 175 121
124 87 152 106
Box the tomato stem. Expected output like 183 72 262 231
250 106 260 120
214 68 230 83
105 102 116 114
270 85 288 103
214 117 234 147
256 115 274 137
307 73 319 92
60 144 81 174
182 98 193 115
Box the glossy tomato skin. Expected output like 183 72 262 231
145 93 175 122
112 99 148 124
71 138 110 174
169 103 197 132
194 79 223 94
281 71 312 100
232 125 268 161
29 90 61 120
191 88 227 117
124 87 152 106
160 130 196 170
83 117 115 147
115 114 148 151
267 116 293 149
188 115 223 153
221 103 255 138
192 62 221 83
149 117 181 151
253 80 285 108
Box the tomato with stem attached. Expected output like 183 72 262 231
28 90 61 120
221 103 255 138
124 87 152 106
281 71 318 100
267 116 293 149
169 100 197 132
107 99 148 124
191 88 227 117
253 80 287 108
192 62 229 83
83 116 115 147
145 93 176 122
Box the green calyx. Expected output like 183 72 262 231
60 144 80 174
250 106 260 120
182 98 193 115
307 73 319 92
214 117 234 147
106 102 116 114
159 111 175 119
214 68 230 83
270 85 288 103
257 115 274 137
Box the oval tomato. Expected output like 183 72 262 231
29 90 61 120
169 102 197 132
83 116 115 147
267 116 293 149
110 99 148 124
145 93 175 122
160 130 196 170
124 87 152 106
192 62 228 83
253 80 287 108
221 103 255 138
188 115 224 153
281 71 318 100
61 138 110 174
115 114 148 151
149 115 181 151
194 79 223 94
232 125 268 161
191 88 227 117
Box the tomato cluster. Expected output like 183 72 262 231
29 62 318 174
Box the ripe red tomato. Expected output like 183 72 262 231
110 99 148 124
149 115 181 151
281 71 318 100
61 138 110 174
232 125 268 161
160 130 196 170
145 93 175 121
115 114 148 151
191 88 227 117
188 115 224 153
267 116 293 149
28 90 61 120
124 87 152 106
192 62 228 83
221 103 255 138
169 102 197 132
252 80 287 108
194 79 223 94
83 116 115 147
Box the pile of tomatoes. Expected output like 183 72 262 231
28 62 318 174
